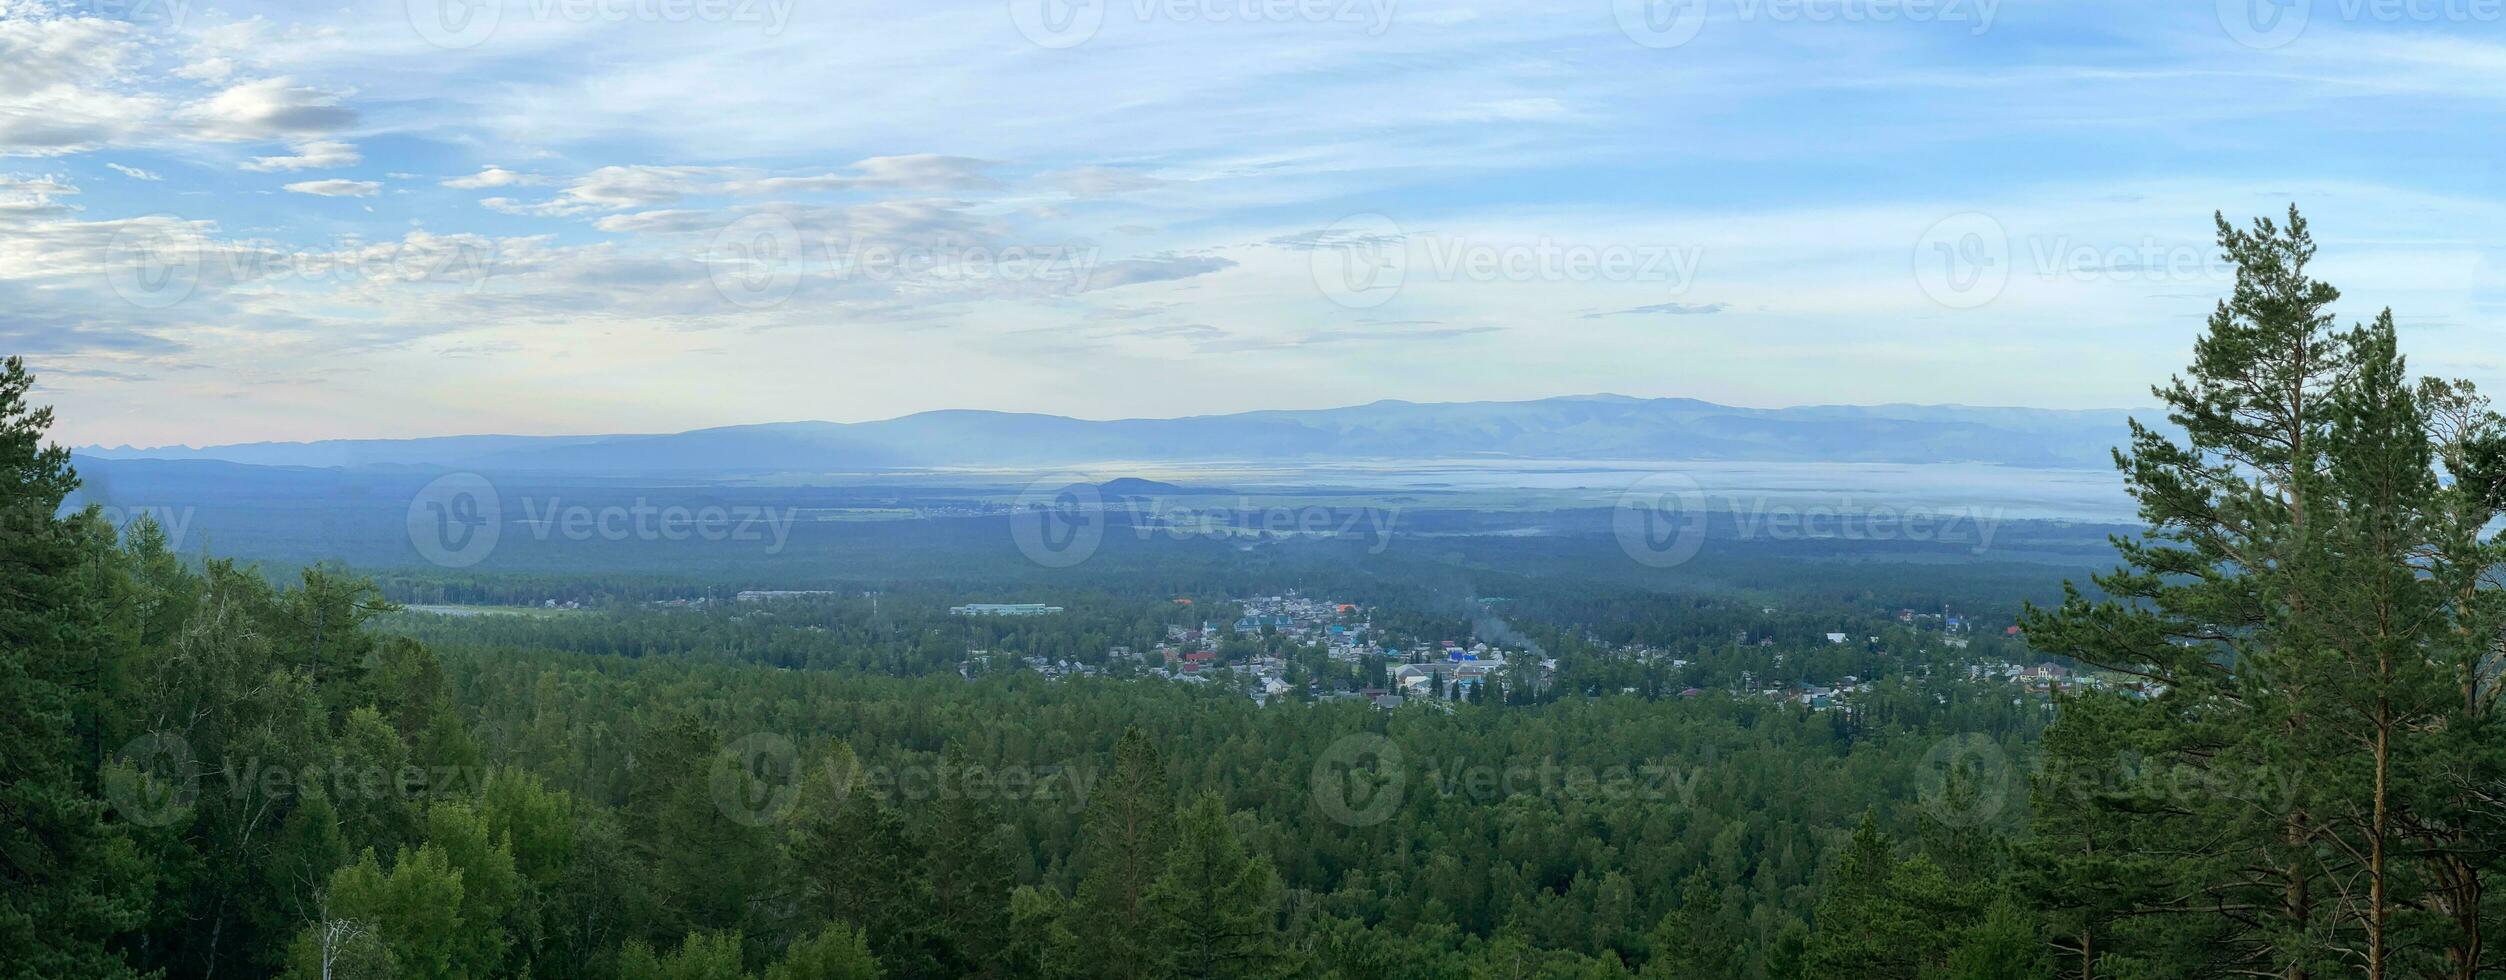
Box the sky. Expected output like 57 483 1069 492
4 0 2503 447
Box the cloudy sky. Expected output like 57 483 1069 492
5 0 2502 446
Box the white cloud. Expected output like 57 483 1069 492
0 14 161 155
0 14 136 100
720 155 995 195
185 77 355 142
283 178 380 197
503 165 731 215
244 139 361 172
172 57 235 84
442 166 544 189
105 162 160 180
0 173 79 221
491 157 1001 216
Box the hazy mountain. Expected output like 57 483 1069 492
81 394 2145 475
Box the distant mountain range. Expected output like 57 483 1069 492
78 395 2148 474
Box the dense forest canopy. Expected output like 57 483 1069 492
4 209 2503 979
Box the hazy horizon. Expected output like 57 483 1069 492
67 390 2164 451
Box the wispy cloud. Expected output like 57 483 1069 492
1581 302 1731 318
283 178 381 197
245 140 362 172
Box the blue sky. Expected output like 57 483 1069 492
4 0 2502 446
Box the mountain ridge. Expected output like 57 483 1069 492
77 394 2153 475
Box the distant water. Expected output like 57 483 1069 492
901 458 2141 523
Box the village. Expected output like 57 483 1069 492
954 591 1562 708
949 591 2140 713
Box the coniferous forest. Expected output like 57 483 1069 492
6 210 2504 979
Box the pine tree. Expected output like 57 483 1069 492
926 744 1014 978
1642 871 1737 978
767 921 881 980
1801 812 1958 979
2024 208 2506 978
620 931 751 980
788 763 932 976
1074 727 1175 980
1146 792 1286 980
0 355 145 977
